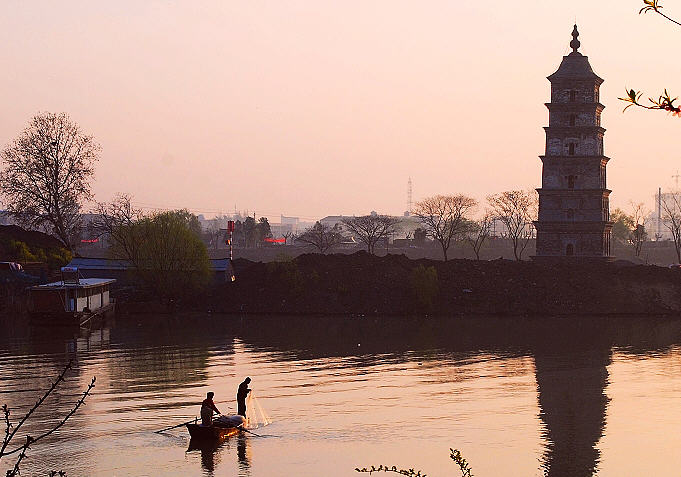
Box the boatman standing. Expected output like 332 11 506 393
237 377 251 417
201 391 221 426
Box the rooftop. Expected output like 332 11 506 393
31 278 116 290
547 25 603 83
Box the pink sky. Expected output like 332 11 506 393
1 0 679 221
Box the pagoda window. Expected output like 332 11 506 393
569 90 577 102
568 143 575 155
569 115 576 126
567 175 575 189
566 243 574 256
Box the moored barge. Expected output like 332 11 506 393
28 267 115 326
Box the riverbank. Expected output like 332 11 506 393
197 252 681 316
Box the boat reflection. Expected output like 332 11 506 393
187 431 251 476
188 438 223 474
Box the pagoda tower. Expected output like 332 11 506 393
534 26 612 259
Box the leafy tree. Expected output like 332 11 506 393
619 1 681 116
611 204 648 257
411 264 439 310
243 217 257 248
610 208 634 244
0 112 99 250
341 215 400 255
105 209 211 303
487 190 537 261
295 221 344 254
414 194 477 261
168 209 202 238
232 220 245 247
256 217 273 244
413 228 427 244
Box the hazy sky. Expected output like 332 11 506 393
1 1 679 222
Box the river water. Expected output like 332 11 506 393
1 314 681 476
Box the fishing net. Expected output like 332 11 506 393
245 392 272 429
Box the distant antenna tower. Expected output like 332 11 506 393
407 177 413 214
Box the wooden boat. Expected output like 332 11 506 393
186 423 240 440
27 267 116 326
186 415 245 441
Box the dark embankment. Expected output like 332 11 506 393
205 252 681 316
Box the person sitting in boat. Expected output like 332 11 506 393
201 391 221 426
236 377 251 417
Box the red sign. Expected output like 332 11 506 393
81 238 99 243
264 238 286 243
227 220 235 232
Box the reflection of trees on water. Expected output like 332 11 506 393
234 314 681 476
102 315 239 396
4 313 681 476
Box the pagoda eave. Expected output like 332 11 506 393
536 188 612 195
543 126 606 134
539 155 611 164
545 102 605 111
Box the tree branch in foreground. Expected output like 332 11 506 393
619 88 681 117
640 0 681 27
356 447 474 477
0 362 96 477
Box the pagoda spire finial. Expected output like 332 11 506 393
570 24 581 53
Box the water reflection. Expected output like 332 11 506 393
535 349 610 476
187 439 222 475
186 432 250 476
237 433 251 475
2 314 681 476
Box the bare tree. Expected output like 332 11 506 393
295 221 344 254
203 220 223 250
282 230 294 245
0 113 100 250
630 202 648 258
466 212 493 260
1 362 95 477
341 215 400 255
92 194 145 264
414 194 477 261
487 190 538 261
661 193 681 263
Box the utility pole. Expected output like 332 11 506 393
658 187 662 240
407 177 413 216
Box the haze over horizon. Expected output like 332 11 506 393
1 0 679 222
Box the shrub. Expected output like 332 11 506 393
411 264 439 310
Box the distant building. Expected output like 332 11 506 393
534 26 612 259
319 215 347 229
